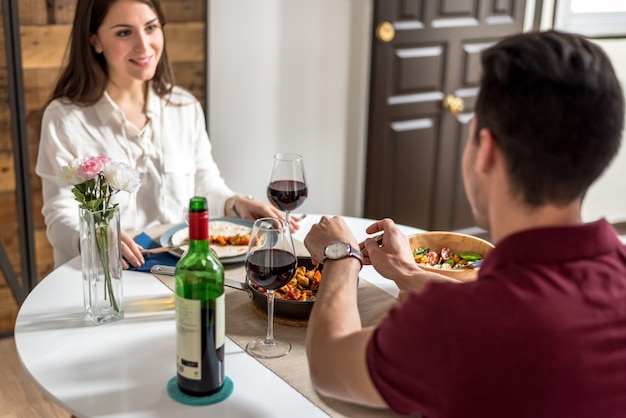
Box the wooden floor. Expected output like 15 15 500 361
0 337 70 418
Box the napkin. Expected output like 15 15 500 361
130 232 179 272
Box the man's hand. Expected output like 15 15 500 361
359 218 419 281
360 219 460 291
304 216 358 265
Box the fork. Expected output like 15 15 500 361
360 233 384 255
141 244 186 254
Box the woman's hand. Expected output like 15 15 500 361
228 195 301 232
121 230 145 269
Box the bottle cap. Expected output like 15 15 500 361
188 197 209 241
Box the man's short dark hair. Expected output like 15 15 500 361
474 30 624 206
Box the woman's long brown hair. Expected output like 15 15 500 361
50 0 175 106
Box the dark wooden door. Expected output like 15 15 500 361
364 0 526 230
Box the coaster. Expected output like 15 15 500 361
167 376 234 406
250 301 309 327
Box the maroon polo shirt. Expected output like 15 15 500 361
367 219 626 418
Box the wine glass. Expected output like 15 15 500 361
245 217 297 358
267 153 308 225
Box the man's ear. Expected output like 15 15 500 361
475 128 499 173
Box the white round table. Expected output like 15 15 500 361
14 215 423 417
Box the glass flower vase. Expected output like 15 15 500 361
79 206 124 325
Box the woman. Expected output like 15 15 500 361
36 0 294 269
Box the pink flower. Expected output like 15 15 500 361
93 156 112 165
77 156 106 180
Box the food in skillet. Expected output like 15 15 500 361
252 264 321 301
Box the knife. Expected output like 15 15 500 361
149 265 246 291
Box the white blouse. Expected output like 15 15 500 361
36 86 235 267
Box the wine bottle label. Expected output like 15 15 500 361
216 293 225 350
175 295 202 380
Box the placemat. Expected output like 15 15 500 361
152 268 405 418
249 300 309 327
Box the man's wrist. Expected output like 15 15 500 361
323 256 363 270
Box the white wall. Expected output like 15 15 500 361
581 38 626 224
209 0 626 223
540 0 626 223
209 0 372 217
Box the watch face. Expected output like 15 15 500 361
323 241 363 268
325 242 348 259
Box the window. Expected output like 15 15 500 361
554 0 626 37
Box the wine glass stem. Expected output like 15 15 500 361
265 289 276 343
285 211 291 226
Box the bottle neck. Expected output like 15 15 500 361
188 210 209 241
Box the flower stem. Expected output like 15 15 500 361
95 216 119 313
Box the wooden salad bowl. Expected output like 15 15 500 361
407 231 495 282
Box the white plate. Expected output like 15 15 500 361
160 218 253 264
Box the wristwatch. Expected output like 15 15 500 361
323 241 363 269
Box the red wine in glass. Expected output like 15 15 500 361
267 153 307 224
245 217 295 359
246 248 297 290
267 180 308 212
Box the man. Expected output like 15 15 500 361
303 30 626 417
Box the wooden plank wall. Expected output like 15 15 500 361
0 0 206 334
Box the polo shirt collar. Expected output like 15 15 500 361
479 219 622 274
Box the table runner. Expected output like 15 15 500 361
153 263 406 418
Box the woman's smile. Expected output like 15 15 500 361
129 56 154 67
90 0 164 87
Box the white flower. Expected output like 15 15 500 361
102 161 142 193
57 158 86 186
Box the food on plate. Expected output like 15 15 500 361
252 264 322 301
210 233 250 246
170 220 252 258
413 245 483 270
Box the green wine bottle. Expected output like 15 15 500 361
175 196 225 396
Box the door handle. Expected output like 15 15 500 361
442 94 465 116
375 21 395 42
